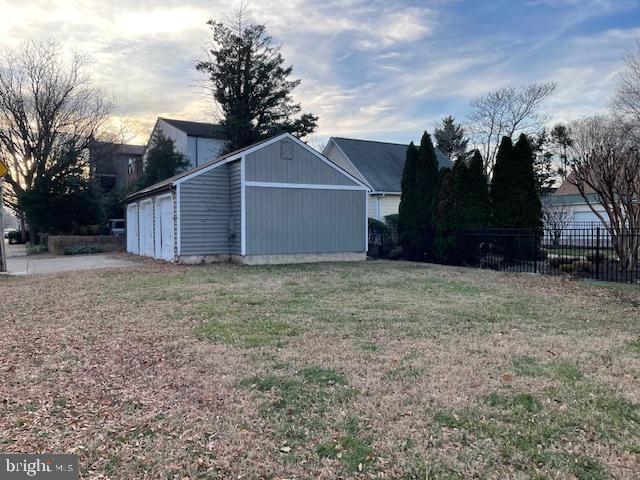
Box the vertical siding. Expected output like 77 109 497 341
229 160 242 254
246 187 366 255
245 139 357 185
179 164 230 255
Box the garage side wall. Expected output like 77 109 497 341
229 160 242 254
245 188 366 255
179 164 230 255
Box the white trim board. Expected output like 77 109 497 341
176 184 181 256
244 181 368 191
240 155 246 256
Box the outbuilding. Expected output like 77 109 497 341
124 133 369 265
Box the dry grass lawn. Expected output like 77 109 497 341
1 258 639 479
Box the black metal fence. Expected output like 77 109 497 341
368 226 640 284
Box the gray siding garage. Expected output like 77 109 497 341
124 133 368 265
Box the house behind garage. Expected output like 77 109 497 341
124 133 369 265
323 137 451 220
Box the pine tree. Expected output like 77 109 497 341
490 136 516 228
434 116 468 161
414 132 440 257
398 142 419 257
512 134 543 228
196 12 318 151
463 150 491 228
432 168 456 262
490 135 542 229
137 131 189 190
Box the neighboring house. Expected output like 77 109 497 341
323 137 451 220
145 118 228 169
89 142 146 192
548 174 609 227
124 133 369 265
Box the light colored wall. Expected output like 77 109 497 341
156 119 188 157
322 141 368 185
187 136 226 167
368 194 401 220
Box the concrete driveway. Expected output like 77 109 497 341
3 242 138 275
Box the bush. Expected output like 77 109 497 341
7 230 26 244
25 243 48 255
384 214 399 230
368 218 390 234
71 224 104 236
549 255 580 268
586 251 605 263
388 246 404 260
558 260 592 274
64 244 104 255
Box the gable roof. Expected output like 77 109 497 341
553 173 596 196
125 133 368 202
329 137 452 193
159 118 227 139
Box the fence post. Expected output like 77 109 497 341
595 227 600 280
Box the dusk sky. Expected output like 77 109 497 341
3 0 640 145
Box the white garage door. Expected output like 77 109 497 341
154 195 174 261
139 199 154 257
126 203 139 254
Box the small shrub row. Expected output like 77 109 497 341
63 244 104 255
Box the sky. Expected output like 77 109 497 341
2 0 640 145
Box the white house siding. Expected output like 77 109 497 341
186 136 227 167
155 120 188 158
368 194 401 220
322 141 368 185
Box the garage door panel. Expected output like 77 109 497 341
126 203 139 254
154 195 174 261
139 200 154 257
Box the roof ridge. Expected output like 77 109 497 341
333 136 411 147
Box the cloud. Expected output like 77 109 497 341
1 0 638 144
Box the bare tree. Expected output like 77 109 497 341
0 41 113 238
542 197 573 247
612 40 640 129
568 115 640 271
467 82 557 173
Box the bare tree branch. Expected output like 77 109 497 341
466 82 557 173
0 40 113 223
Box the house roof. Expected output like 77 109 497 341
553 173 596 196
159 118 227 139
117 144 146 156
330 137 452 193
125 133 367 202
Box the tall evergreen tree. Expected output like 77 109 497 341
490 135 541 228
137 132 189 190
398 142 419 257
434 115 468 161
432 168 456 262
415 132 440 256
196 12 318 151
512 134 543 228
463 150 491 228
490 137 516 228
